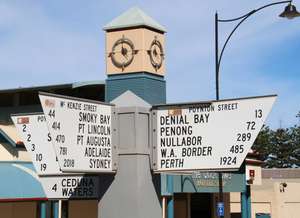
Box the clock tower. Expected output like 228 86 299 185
104 7 166 104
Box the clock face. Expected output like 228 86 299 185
109 35 137 70
148 36 164 71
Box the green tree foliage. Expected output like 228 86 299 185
253 125 300 168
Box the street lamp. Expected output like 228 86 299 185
214 1 299 217
215 0 300 100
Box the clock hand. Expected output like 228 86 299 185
121 46 128 58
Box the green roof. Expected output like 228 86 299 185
103 7 166 32
72 80 105 89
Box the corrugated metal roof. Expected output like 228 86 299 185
103 7 166 32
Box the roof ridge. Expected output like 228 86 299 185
103 7 166 32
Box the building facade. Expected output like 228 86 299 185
230 168 300 218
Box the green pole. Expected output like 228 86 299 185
53 201 59 218
40 201 47 218
241 162 248 218
247 185 252 218
241 191 248 218
167 175 174 218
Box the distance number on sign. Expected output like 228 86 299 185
22 123 48 172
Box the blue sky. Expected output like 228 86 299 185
0 0 300 128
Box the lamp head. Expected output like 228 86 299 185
279 3 300 19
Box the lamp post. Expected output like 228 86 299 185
214 1 299 217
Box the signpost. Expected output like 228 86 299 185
39 92 116 173
12 113 100 199
39 175 99 199
152 95 276 172
12 113 61 175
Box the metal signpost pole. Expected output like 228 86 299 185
247 185 252 218
167 175 174 218
241 162 248 218
215 11 224 218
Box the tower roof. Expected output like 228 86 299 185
103 7 166 33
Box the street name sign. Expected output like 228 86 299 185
39 92 116 173
152 95 276 172
39 175 99 199
12 113 61 175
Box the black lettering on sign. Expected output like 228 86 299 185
161 149 167 158
60 147 67 155
31 144 35 151
87 124 110 135
86 136 110 147
89 159 111 169
40 163 47 171
84 147 111 158
56 135 65 143
64 159 75 168
237 133 251 142
48 110 55 118
193 113 210 123
217 103 238 111
182 146 212 157
37 115 46 122
246 121 255 130
160 158 184 168
219 156 237 165
78 123 85 134
83 104 97 112
47 133 52 142
52 184 57 192
79 112 98 123
27 134 31 142
61 178 95 197
160 136 202 147
188 105 215 113
99 115 110 124
67 102 81 110
52 121 61 130
169 149 175 157
160 115 189 125
255 109 263 118
229 145 244 154
22 124 27 132
36 153 43 162
160 126 192 137
77 135 84 145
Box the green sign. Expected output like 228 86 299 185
161 170 246 195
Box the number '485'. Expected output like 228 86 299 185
230 145 244 154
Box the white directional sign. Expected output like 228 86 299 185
39 175 99 199
152 95 277 172
39 92 116 173
12 113 61 175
